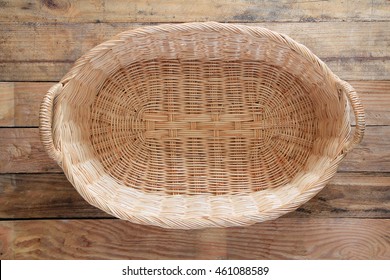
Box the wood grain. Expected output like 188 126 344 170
196 229 227 259
10 220 199 259
291 172 390 218
1 22 389 81
0 82 52 127
0 222 13 259
0 173 110 219
0 218 388 259
0 83 14 126
0 128 61 174
4 59 388 82
0 172 389 219
0 82 54 127
1 81 388 127
340 126 390 172
13 83 52 127
2 22 389 62
348 81 390 126
1 0 389 23
1 126 388 174
0 62 71 82
225 219 390 259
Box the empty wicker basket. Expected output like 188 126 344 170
40 22 365 229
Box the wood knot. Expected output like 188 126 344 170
41 0 70 11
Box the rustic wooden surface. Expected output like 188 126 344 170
0 0 389 260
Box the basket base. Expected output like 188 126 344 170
90 59 317 195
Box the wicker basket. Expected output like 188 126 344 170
40 22 365 229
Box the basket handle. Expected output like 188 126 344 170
39 83 63 165
338 80 365 154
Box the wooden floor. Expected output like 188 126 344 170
1 0 390 259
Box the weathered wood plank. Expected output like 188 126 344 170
10 220 199 259
1 0 389 23
2 22 389 62
225 219 390 259
13 83 51 127
0 173 111 219
1 22 389 81
289 172 390 218
0 82 54 127
349 81 390 126
0 82 53 127
0 219 388 259
0 126 389 173
0 81 388 127
0 62 70 82
0 222 13 260
0 128 61 173
4 59 388 82
340 126 390 172
0 172 388 219
0 83 14 126
196 229 227 259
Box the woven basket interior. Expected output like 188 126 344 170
55 26 349 199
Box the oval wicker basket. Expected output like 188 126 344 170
40 22 365 229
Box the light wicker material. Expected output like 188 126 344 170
40 22 365 229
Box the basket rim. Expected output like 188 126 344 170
60 22 339 86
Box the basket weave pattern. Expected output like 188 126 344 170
40 23 365 229
91 60 316 195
